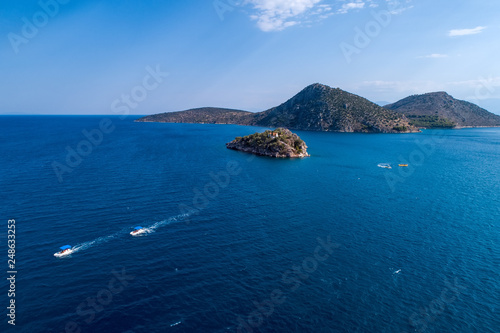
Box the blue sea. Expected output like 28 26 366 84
1 116 499 333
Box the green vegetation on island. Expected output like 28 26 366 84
406 115 456 128
226 128 309 158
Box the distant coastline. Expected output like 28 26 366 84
136 84 500 133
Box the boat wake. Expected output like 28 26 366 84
72 228 129 253
57 212 192 255
54 249 75 257
142 212 192 234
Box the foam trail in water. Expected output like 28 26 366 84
72 228 129 253
143 212 192 234
68 213 192 253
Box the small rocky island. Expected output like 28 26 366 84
226 128 310 158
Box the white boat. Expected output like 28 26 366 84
377 163 392 169
130 226 146 236
54 245 73 257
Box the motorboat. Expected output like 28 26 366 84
54 245 73 257
377 163 392 169
130 226 146 236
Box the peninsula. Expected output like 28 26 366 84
136 83 500 131
226 128 309 158
385 92 500 128
136 84 419 133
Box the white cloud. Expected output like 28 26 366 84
449 77 500 89
449 77 500 100
386 0 413 15
338 2 365 14
359 77 500 101
244 0 412 32
359 80 446 94
417 54 448 59
448 26 486 37
246 0 327 32
336 0 413 16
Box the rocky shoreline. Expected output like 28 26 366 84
226 128 310 158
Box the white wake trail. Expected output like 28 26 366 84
72 228 128 253
64 213 192 254
143 212 192 234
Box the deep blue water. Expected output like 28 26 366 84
0 116 499 333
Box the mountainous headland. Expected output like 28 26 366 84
226 128 309 158
385 92 500 128
136 84 419 133
136 83 500 131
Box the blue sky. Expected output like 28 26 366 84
1 0 500 115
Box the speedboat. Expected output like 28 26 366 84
54 245 73 257
130 226 146 236
377 163 392 169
